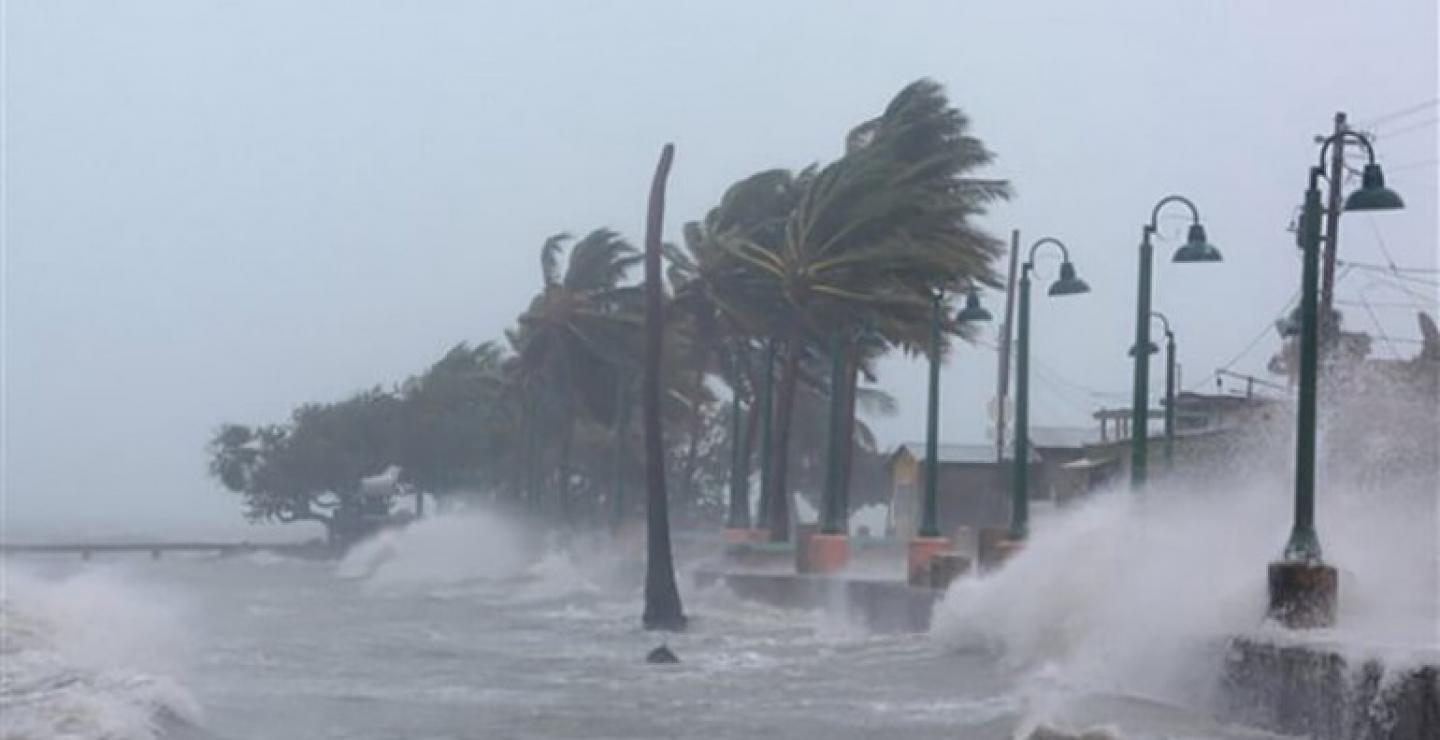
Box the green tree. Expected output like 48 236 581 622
508 228 644 522
720 79 1010 541
207 388 406 547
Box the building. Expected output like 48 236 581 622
883 427 1098 539
1066 392 1289 489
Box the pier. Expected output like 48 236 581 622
0 541 325 561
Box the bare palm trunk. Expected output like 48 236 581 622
523 396 538 510
678 334 710 521
557 395 574 527
642 144 686 631
767 335 801 542
725 390 751 529
755 340 776 529
610 378 631 535
837 345 859 526
740 383 762 524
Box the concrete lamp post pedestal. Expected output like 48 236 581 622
1267 561 1337 629
907 537 950 587
806 534 849 575
976 527 1025 572
928 552 970 589
723 528 767 544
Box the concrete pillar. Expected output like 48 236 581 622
977 527 1024 572
929 552 970 589
806 533 849 574
1268 562 1337 628
722 528 754 545
793 524 819 573
907 537 949 586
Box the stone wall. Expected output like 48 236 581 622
1220 637 1439 740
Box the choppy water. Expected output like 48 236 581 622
3 492 1432 740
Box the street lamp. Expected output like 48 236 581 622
918 287 993 538
1130 196 1220 491
1131 312 1177 471
1011 238 1090 542
907 286 991 585
1269 129 1403 629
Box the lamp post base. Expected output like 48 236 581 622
977 528 1024 572
723 528 764 544
907 537 950 586
806 533 849 574
1267 561 1337 629
929 552 971 589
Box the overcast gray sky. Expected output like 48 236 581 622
3 0 1436 537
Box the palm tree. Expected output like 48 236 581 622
642 144 686 631
720 79 1011 541
508 228 644 523
665 168 810 524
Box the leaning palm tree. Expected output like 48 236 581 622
509 228 644 523
722 79 1011 541
665 170 809 528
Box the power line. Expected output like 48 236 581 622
1211 289 1301 377
1357 296 1401 357
1337 298 1437 309
1336 260 1438 274
1361 215 1410 286
1337 260 1440 287
1384 158 1438 173
1375 117 1439 140
1357 98 1440 128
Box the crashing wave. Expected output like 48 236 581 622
0 564 201 740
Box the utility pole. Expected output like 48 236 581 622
994 229 1020 465
1319 111 1347 337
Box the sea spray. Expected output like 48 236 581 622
0 562 201 740
336 509 532 586
335 509 633 605
931 407 1436 730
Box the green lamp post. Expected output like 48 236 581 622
1131 312 1177 471
1129 197 1220 491
1269 129 1403 628
916 288 993 539
1011 238 1090 541
821 331 849 536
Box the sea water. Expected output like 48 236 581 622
5 462 1435 740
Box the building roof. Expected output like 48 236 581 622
890 442 1041 466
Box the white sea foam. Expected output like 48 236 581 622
931 417 1438 730
0 562 201 740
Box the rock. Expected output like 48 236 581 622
645 644 679 664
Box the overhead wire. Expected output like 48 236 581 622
1374 117 1439 140
1356 98 1440 129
